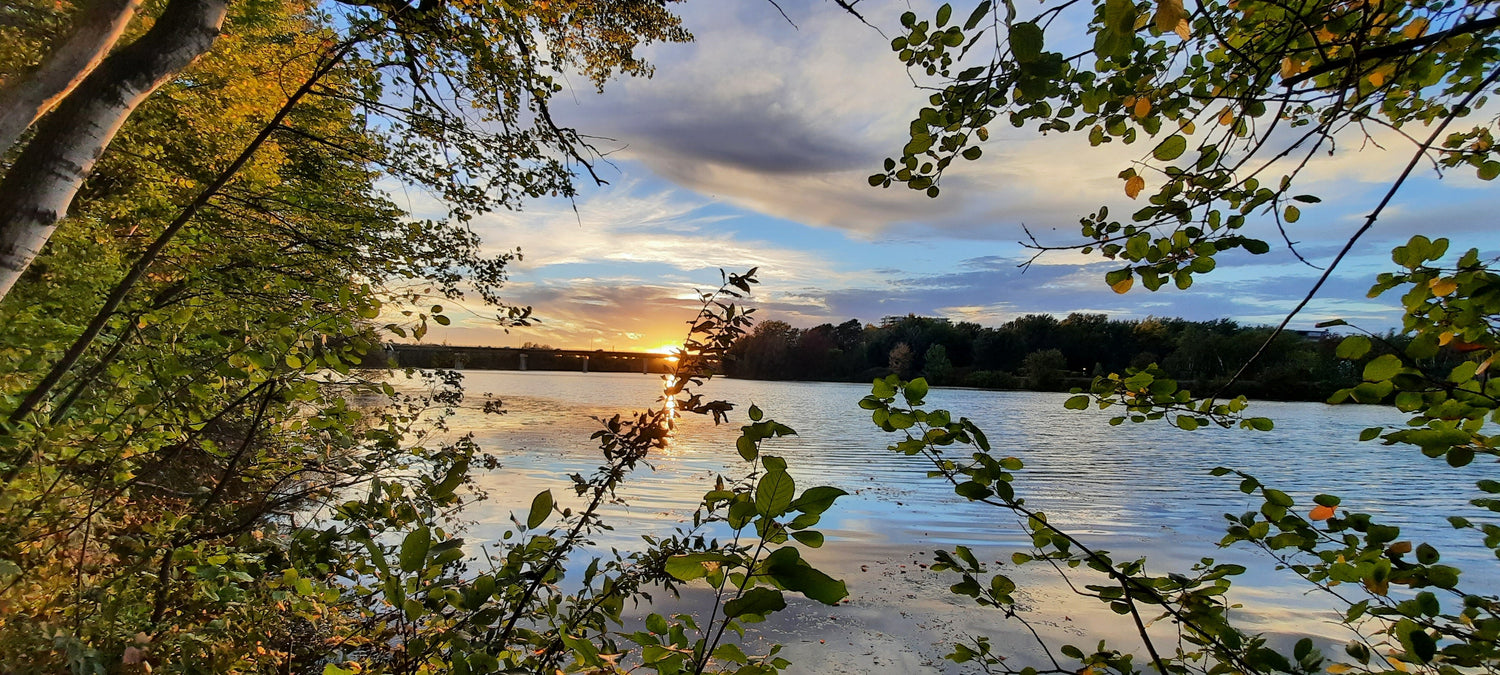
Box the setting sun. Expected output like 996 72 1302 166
648 344 683 360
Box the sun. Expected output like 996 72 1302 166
648 343 683 361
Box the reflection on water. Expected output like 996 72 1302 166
410 370 1499 672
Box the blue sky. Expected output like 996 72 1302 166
409 0 1500 350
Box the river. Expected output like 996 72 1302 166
412 370 1498 673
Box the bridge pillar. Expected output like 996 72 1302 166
582 355 589 373
518 353 528 371
641 357 647 374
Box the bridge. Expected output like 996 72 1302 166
378 343 686 374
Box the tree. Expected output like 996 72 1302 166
871 0 1499 310
850 1 1500 673
888 341 915 378
0 0 867 671
923 342 955 385
0 0 690 298
1020 347 1067 389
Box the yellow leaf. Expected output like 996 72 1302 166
1125 175 1146 199
1477 355 1494 375
1439 331 1454 346
1174 18 1190 39
1327 665 1353 674
1281 57 1303 79
1402 17 1428 39
1153 0 1188 36
1110 276 1135 294
1134 97 1152 118
1429 278 1457 296
1218 106 1235 126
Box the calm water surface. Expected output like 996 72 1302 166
415 370 1498 673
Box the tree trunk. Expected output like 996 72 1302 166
0 0 227 300
0 0 144 158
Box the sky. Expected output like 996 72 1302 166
400 0 1500 351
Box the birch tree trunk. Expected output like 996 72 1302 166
0 0 228 300
0 0 144 158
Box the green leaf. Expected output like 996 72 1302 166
528 489 553 529
714 643 749 664
399 527 431 572
665 553 740 581
1152 134 1187 161
791 530 825 548
724 587 786 618
748 404 763 422
1263 489 1293 508
955 481 993 500
905 378 930 403
737 435 758 462
790 486 847 515
1364 354 1402 381
964 0 991 30
764 548 847 604
1064 394 1090 410
1010 22 1044 62
756 469 796 517
1336 335 1372 359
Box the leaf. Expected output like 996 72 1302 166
936 3 952 27
1284 205 1300 223
1009 22 1044 62
791 530 825 547
1152 0 1188 37
1336 335 1371 359
1125 175 1145 198
665 553 739 581
1364 354 1402 381
1064 394 1090 410
904 378 930 403
528 490 553 529
756 469 796 517
1110 275 1135 294
1429 278 1457 296
399 527 431 572
790 486 847 515
1264 488 1293 508
964 0 991 30
1152 134 1187 161
724 587 786 618
1309 504 1336 521
764 548 847 604
737 435 758 462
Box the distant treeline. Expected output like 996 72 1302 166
724 314 1368 401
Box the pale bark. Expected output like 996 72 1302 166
0 0 228 300
0 0 144 157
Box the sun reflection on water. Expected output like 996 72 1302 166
659 374 678 437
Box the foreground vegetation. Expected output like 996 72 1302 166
1 0 1498 673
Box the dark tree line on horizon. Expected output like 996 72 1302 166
724 313 1376 401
